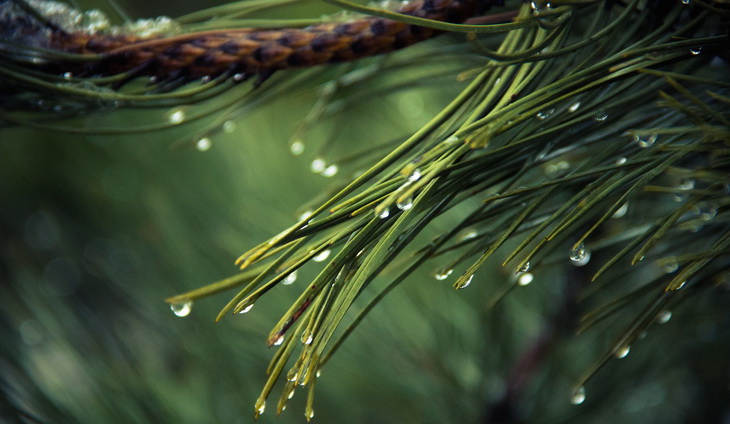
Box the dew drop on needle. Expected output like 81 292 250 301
170 300 192 317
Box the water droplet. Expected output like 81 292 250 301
166 108 185 125
25 54 43 64
149 76 158 83
170 300 192 317
518 262 531 273
62 72 73 80
593 109 609 122
568 101 581 113
238 303 254 314
310 158 326 174
201 75 211 83
222 120 236 133
195 137 212 151
700 206 717 221
287 369 299 382
287 388 295 399
457 273 474 289
33 99 48 111
282 270 298 285
457 229 478 242
678 178 695 191
296 212 313 226
570 386 586 405
376 207 390 219
303 334 313 345
689 47 701 55
631 134 657 148
434 268 453 280
569 243 591 266
321 164 338 177
255 399 266 416
612 202 629 218
681 0 690 4
316 370 321 378
517 272 534 286
274 335 285 346
305 406 315 421
544 164 559 176
312 249 331 262
546 160 571 178
556 160 570 173
408 169 422 182
530 1 552 14
657 310 672 324
569 243 586 262
615 157 627 165
444 135 459 145
536 108 555 120
615 345 630 359
290 140 305 155
673 280 687 290
233 72 246 82
663 260 679 274
396 196 413 211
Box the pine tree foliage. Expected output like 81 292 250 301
1 0 729 422
166 1 730 417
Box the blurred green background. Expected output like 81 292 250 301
0 52 504 424
1 1 729 423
